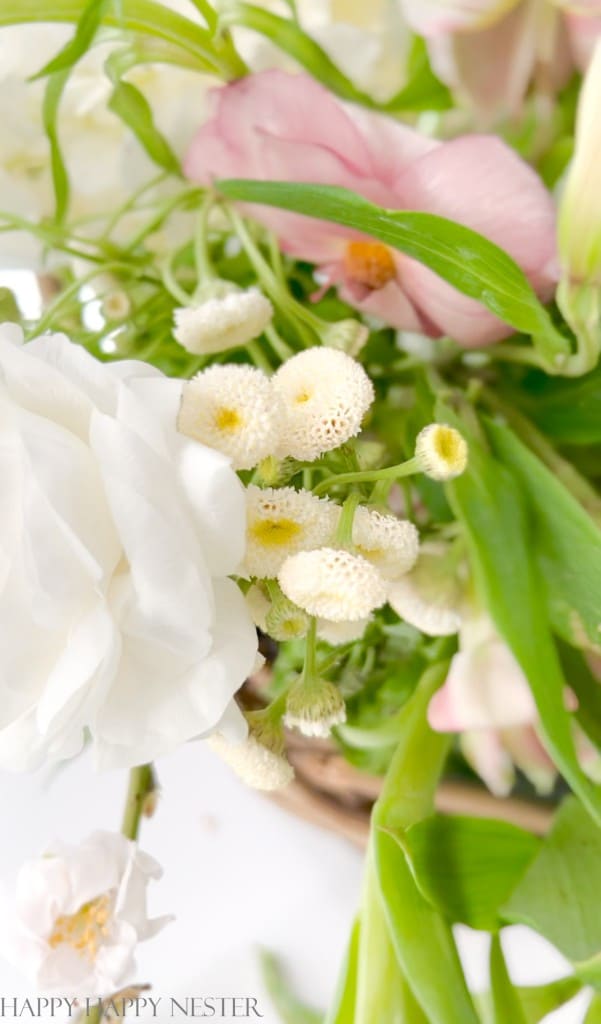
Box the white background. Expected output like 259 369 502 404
0 743 592 1023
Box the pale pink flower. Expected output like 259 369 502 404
184 70 557 347
428 614 556 795
400 0 601 118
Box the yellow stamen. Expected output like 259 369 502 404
49 895 112 963
250 518 302 547
433 425 462 465
344 241 396 290
214 406 242 432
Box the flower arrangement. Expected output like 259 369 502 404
1 0 601 1020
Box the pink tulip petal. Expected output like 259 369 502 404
566 12 601 70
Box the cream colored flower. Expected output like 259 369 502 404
177 365 280 470
173 287 273 355
279 548 387 621
0 832 168 997
209 711 294 791
272 348 374 461
243 486 338 578
317 617 371 645
284 678 346 738
352 507 419 579
388 543 464 636
415 423 468 480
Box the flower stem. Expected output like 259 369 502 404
121 764 155 842
313 457 420 497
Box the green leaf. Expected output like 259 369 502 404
42 69 71 223
477 975 582 1024
375 831 481 1024
0 288 21 324
503 798 601 976
442 403 601 824
324 920 359 1024
519 366 601 445
105 54 181 174
31 0 111 78
260 951 322 1024
485 417 601 652
216 180 566 349
489 934 529 1024
586 995 601 1022
382 37 451 113
401 815 540 931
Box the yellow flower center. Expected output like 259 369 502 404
214 406 242 432
294 390 312 404
344 241 396 290
250 518 302 547
433 425 462 466
48 895 112 963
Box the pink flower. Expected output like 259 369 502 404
428 614 556 795
184 70 557 347
400 0 601 119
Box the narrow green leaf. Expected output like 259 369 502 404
585 995 601 1022
489 934 529 1024
442 404 601 824
375 831 481 1024
42 69 71 223
260 951 322 1024
477 976 582 1024
402 815 540 931
32 0 111 79
0 288 21 324
485 417 601 652
106 66 181 174
519 366 601 445
382 37 451 113
217 180 566 347
503 798 601 972
324 920 359 1024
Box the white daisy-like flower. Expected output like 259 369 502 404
209 714 294 792
388 543 464 637
265 594 309 641
272 347 375 460
415 423 468 481
177 365 280 471
173 286 273 355
352 507 419 579
279 547 387 622
317 617 371 645
245 584 271 631
243 486 338 578
284 678 346 738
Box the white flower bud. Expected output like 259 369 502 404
173 286 273 355
178 365 280 470
321 318 369 357
352 507 419 579
243 486 338 578
317 617 371 645
265 593 309 641
101 290 131 322
415 424 468 481
278 547 387 621
284 678 346 738
209 712 294 791
272 347 374 461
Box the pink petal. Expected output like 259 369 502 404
401 0 517 36
566 12 601 70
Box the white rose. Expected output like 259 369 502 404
0 831 169 996
0 323 257 770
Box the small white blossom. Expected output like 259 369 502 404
101 290 131 322
209 712 294 791
415 423 468 481
388 544 464 637
279 547 387 621
265 593 310 641
317 617 371 645
173 287 273 355
243 486 338 578
178 365 280 470
352 507 419 579
284 678 346 738
272 347 374 460
0 832 168 997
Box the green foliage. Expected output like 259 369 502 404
489 935 529 1024
503 798 601 981
401 815 540 931
31 0 111 78
260 951 322 1024
518 365 601 445
442 402 601 824
42 69 71 223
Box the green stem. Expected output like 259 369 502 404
335 491 361 547
301 617 318 685
121 764 155 841
313 456 420 497
192 193 217 293
247 339 273 373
